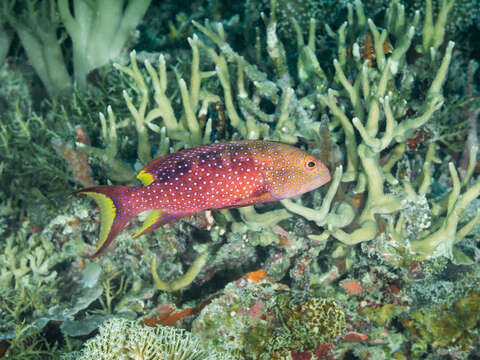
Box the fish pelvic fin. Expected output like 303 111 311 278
75 185 135 258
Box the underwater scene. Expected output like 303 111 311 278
0 0 479 359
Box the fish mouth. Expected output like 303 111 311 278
321 171 332 185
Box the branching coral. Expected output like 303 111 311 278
0 220 63 342
76 42 220 176
3 0 151 97
58 0 151 89
67 318 234 360
148 245 209 292
193 5 330 144
0 222 59 291
276 0 480 263
2 0 72 98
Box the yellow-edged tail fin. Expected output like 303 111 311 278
75 185 135 258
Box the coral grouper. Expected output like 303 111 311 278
76 140 331 257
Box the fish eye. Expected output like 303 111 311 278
304 159 317 170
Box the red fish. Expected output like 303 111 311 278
76 140 331 257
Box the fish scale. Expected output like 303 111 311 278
75 140 331 257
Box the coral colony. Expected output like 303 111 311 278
0 0 479 359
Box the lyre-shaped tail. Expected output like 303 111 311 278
75 185 137 258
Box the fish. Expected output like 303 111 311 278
75 140 331 257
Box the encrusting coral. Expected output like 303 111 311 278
191 275 347 359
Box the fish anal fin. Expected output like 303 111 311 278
133 209 187 238
132 209 164 238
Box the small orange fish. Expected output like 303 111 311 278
76 140 331 257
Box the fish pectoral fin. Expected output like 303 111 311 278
227 185 275 208
132 209 185 238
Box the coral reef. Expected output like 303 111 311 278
0 0 479 358
64 318 233 360
276 0 480 265
402 291 480 357
191 276 348 359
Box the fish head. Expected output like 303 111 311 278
265 144 331 200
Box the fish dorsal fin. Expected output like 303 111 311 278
137 169 155 186
136 155 170 186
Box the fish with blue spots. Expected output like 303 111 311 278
75 140 331 257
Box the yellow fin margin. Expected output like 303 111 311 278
132 209 163 238
83 192 117 250
137 170 155 186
